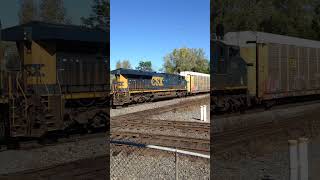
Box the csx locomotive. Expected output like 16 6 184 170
110 69 210 107
212 31 320 112
0 21 109 139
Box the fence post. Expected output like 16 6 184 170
288 140 298 180
200 105 204 121
298 138 308 180
175 148 178 180
203 105 207 122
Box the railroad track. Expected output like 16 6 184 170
111 118 210 135
212 116 317 155
111 131 210 153
112 96 209 120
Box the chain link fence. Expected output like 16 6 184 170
110 140 210 180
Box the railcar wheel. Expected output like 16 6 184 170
263 100 276 110
88 112 107 133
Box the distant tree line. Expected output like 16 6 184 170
212 0 320 40
163 48 209 74
18 0 109 30
116 60 132 69
18 0 71 24
81 0 109 31
116 59 153 71
115 47 209 74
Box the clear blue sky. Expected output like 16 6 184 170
110 0 210 71
0 0 92 28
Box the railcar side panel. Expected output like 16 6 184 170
256 43 320 100
180 71 210 94
240 47 256 96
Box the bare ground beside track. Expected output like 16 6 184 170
110 96 211 153
211 101 320 179
212 102 320 156
0 155 108 180
0 96 210 179
5 95 320 179
111 94 210 118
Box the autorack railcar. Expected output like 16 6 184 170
180 71 210 94
212 31 320 112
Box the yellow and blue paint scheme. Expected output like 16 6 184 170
111 68 187 105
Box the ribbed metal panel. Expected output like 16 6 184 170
280 45 288 92
309 48 317 89
57 52 107 92
267 43 280 92
288 45 297 91
228 31 320 99
299 47 308 90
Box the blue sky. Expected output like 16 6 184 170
110 0 210 71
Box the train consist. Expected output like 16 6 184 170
0 21 109 139
212 31 320 112
110 69 210 106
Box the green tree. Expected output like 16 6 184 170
116 60 132 69
212 0 317 40
136 60 153 71
39 0 71 24
312 3 320 40
81 0 109 30
18 0 38 24
163 48 209 74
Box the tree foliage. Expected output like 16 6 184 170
18 0 38 24
163 48 209 74
136 60 153 71
212 0 320 40
81 0 109 30
116 60 132 69
39 0 71 24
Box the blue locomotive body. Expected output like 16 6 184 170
111 68 187 106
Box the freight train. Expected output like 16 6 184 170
0 21 109 140
212 31 320 112
110 68 210 107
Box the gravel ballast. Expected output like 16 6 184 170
0 136 107 175
111 94 209 117
111 144 209 180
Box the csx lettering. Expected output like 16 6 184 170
151 77 164 86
